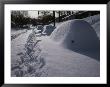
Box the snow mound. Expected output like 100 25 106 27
92 21 100 38
84 14 100 38
43 25 56 35
50 19 99 51
84 14 100 25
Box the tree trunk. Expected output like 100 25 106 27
53 11 55 27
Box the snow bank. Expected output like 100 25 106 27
50 19 100 51
84 14 100 38
84 14 100 25
39 36 100 77
92 21 100 38
11 29 27 40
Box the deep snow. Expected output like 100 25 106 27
11 29 27 40
38 37 100 76
11 14 100 77
84 14 100 38
50 19 100 60
50 20 99 50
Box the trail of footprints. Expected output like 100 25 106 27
11 30 48 77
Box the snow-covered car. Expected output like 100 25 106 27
33 28 41 33
42 25 56 35
36 25 44 33
33 28 42 36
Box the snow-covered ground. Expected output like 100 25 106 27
11 29 27 40
11 14 100 77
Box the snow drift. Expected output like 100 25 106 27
84 14 100 25
84 14 100 38
50 19 100 52
39 35 100 77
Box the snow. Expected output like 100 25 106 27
84 14 100 25
38 37 100 76
11 14 100 77
11 30 32 64
33 28 41 33
92 21 100 38
11 30 48 76
11 29 27 35
84 14 100 38
36 25 44 33
42 25 56 35
11 29 27 40
50 19 99 52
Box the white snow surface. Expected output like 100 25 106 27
11 30 32 64
38 37 100 76
84 14 100 38
11 29 27 40
50 19 99 51
11 14 100 77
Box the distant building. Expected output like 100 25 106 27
11 11 28 17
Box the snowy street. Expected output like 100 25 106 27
11 14 100 77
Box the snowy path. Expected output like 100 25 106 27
11 30 32 64
11 30 48 77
